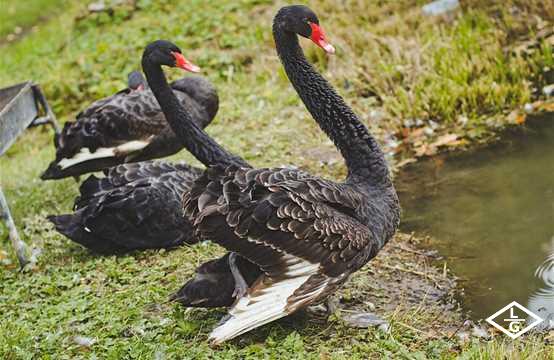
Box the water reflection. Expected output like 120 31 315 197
527 249 554 330
397 115 554 320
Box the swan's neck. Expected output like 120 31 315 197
273 28 390 186
142 60 247 168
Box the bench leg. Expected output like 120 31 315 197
0 186 29 268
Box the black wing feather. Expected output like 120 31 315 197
184 166 377 279
49 161 203 253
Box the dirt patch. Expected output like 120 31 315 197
338 233 462 332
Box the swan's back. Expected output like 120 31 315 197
171 76 219 127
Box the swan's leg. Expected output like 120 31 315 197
306 295 339 319
305 295 388 329
229 252 249 299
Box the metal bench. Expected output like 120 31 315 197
0 82 59 268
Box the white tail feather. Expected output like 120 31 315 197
58 140 150 169
208 255 326 345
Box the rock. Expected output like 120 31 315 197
524 103 534 114
403 118 415 128
457 115 468 127
471 324 490 339
88 1 106 12
543 84 554 97
422 0 460 16
341 312 389 328
368 109 385 122
366 302 376 312
456 331 470 344
73 336 95 347
378 322 391 333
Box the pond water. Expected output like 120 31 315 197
397 115 554 325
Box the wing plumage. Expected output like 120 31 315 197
41 76 218 179
183 166 385 344
48 161 203 253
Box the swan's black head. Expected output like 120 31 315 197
127 71 146 91
274 5 335 54
142 40 200 73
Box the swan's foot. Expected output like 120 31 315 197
229 252 249 299
216 313 233 327
340 311 389 331
306 296 339 319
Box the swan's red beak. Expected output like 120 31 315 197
172 52 201 73
309 23 335 54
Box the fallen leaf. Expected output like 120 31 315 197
414 144 429 157
430 133 458 148
516 114 526 124
396 157 417 167
536 102 554 112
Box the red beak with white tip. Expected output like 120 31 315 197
309 22 335 54
172 52 201 73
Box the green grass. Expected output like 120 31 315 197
1 0 553 358
0 0 70 38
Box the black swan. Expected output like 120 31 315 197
143 4 400 343
170 252 263 308
48 160 203 253
41 68 218 180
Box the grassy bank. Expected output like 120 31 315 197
1 0 553 358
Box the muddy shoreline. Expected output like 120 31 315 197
385 111 553 341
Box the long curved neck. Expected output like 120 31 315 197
142 58 247 168
273 26 390 187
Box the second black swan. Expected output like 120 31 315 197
41 68 218 180
48 51 210 252
48 160 203 253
